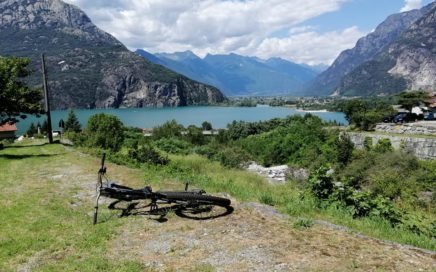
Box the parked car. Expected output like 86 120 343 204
393 113 417 123
423 112 434 121
383 115 396 123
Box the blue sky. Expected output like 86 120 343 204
302 0 434 32
65 0 433 65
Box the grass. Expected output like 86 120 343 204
0 141 144 271
0 140 435 271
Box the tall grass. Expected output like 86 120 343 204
142 153 436 251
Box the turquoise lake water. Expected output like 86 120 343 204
15 106 347 135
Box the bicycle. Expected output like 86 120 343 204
93 154 232 224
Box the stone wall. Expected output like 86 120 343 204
375 121 436 136
347 132 436 160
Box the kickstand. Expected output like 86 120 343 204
93 192 101 225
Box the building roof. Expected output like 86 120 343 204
0 123 17 132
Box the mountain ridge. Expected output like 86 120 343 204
136 50 318 96
0 0 226 109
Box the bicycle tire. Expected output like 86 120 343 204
158 192 231 207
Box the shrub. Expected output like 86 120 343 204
185 125 206 145
334 133 354 166
85 113 124 151
308 166 335 200
153 120 183 139
216 147 249 168
128 145 169 165
155 137 192 154
363 137 373 151
374 138 393 153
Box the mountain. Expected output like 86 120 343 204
136 50 318 96
304 4 430 96
336 3 436 96
0 0 225 109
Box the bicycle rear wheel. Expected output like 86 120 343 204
158 191 231 207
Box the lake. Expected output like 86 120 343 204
15 106 347 135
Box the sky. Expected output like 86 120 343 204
64 0 433 66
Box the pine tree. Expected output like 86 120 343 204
64 110 81 132
26 122 37 137
41 119 49 134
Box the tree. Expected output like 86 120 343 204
85 113 124 151
334 133 354 166
397 91 428 112
26 122 37 137
0 57 43 125
201 121 212 131
64 110 81 132
41 119 49 134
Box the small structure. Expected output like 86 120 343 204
0 123 17 139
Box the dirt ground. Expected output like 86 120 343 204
105 199 435 272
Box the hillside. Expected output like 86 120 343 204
136 50 318 96
304 3 432 96
0 141 435 271
0 0 226 109
337 3 436 96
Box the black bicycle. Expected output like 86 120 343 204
93 154 231 224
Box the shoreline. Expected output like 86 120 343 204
296 108 329 113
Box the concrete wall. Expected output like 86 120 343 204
347 132 436 160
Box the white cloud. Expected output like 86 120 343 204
253 26 365 65
400 0 422 12
64 0 363 65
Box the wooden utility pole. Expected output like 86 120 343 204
41 54 53 144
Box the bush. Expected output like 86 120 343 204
363 137 373 151
374 138 393 153
215 147 249 168
155 137 192 155
185 125 206 145
85 113 124 151
153 120 183 139
128 145 169 165
309 166 335 200
334 133 354 166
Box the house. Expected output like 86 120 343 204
425 93 436 111
0 123 17 139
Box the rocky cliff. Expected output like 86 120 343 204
304 7 426 96
0 0 226 109
304 2 435 96
337 3 436 96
